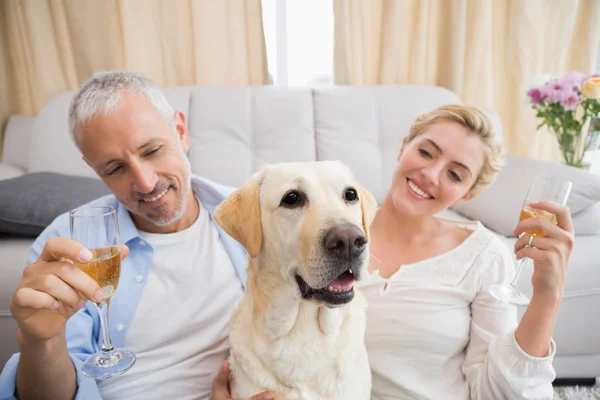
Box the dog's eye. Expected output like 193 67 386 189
345 188 358 202
280 191 305 208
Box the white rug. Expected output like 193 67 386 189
554 378 600 400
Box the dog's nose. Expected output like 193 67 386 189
324 224 367 259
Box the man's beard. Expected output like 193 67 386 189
132 158 193 227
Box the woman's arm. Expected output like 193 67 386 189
461 244 555 400
513 200 574 357
463 201 573 400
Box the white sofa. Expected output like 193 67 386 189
1 85 599 380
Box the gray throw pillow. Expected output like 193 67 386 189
0 172 111 237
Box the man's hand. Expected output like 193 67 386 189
211 360 274 400
11 237 129 344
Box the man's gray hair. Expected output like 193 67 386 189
68 71 175 146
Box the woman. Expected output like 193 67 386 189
362 104 574 400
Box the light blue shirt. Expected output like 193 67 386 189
0 175 248 399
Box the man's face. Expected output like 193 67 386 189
76 93 193 232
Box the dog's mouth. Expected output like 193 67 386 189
295 269 357 306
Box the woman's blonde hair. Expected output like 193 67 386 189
406 104 504 197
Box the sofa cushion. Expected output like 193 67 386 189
0 172 111 237
451 155 600 236
187 87 316 188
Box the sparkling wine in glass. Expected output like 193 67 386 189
69 205 136 379
488 174 572 306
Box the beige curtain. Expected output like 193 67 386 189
0 0 269 158
334 0 600 161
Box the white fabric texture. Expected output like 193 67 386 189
98 201 243 400
359 221 556 400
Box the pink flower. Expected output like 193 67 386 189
541 80 576 104
561 93 580 110
527 88 543 104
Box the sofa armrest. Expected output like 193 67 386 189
1 115 35 171
572 202 600 235
0 163 25 180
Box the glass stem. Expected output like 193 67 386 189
95 300 114 354
510 257 528 288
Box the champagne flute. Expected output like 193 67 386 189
69 205 136 379
488 174 572 306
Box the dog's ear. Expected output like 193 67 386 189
357 183 378 240
214 172 263 258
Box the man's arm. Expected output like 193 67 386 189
13 231 77 400
1 307 103 400
0 225 107 400
16 329 77 400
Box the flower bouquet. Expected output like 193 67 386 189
527 72 600 169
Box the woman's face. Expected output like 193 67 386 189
389 121 485 218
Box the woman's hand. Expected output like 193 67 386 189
513 200 575 300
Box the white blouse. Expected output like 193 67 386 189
358 220 556 400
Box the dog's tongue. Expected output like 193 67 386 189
328 272 355 291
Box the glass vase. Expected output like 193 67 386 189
556 117 600 170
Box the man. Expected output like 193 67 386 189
0 71 271 400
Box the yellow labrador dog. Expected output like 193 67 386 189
214 160 376 400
